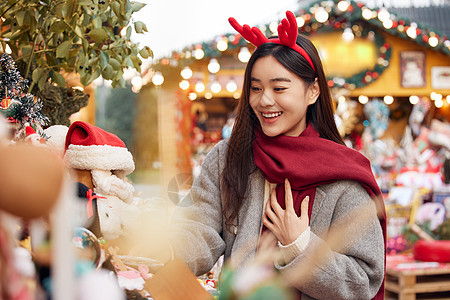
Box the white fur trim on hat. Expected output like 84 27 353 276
64 144 135 174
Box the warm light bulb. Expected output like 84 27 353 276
435 99 443 108
406 25 417 39
378 7 390 22
205 92 213 99
337 0 350 11
238 47 251 63
362 8 372 19
383 95 394 105
296 17 305 28
211 81 221 93
194 48 204 60
447 95 450 104
383 19 393 29
179 80 189 90
195 82 205 93
180 67 193 79
269 21 278 33
338 96 346 104
315 7 329 23
428 36 438 47
131 76 143 90
217 38 228 51
226 80 237 93
409 95 419 105
152 71 164 86
207 58 220 73
358 95 369 104
188 92 197 101
233 92 240 99
342 28 354 42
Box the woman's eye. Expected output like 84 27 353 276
274 87 287 91
251 86 262 92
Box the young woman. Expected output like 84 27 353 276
168 11 386 299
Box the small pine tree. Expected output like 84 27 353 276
0 53 48 139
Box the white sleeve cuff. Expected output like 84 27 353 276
277 227 310 265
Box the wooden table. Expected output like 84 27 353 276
385 254 450 300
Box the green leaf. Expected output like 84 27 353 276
49 21 67 33
86 68 101 85
130 1 146 13
62 0 75 19
98 51 109 70
124 56 134 68
53 71 66 87
87 28 108 43
16 11 26 27
74 26 83 38
38 74 47 90
109 58 121 70
56 40 72 58
32 67 45 84
88 57 99 67
126 26 132 40
112 1 121 18
102 64 114 80
21 45 33 59
134 21 147 33
139 46 153 59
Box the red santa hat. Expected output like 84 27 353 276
64 121 135 175
26 124 36 136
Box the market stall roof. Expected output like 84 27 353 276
389 5 450 37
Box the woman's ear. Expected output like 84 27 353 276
307 78 320 105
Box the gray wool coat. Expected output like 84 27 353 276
169 140 385 300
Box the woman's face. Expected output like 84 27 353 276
249 55 319 137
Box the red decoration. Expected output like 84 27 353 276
399 20 405 25
348 5 354 12
413 240 450 263
334 22 341 29
327 80 334 87
423 35 429 42
356 2 364 8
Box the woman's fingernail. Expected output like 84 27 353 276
305 196 310 201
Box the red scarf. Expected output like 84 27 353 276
253 123 386 300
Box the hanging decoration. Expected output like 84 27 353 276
150 0 448 92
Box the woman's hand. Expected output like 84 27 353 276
263 178 310 245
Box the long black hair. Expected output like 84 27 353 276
221 35 344 230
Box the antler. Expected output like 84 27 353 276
277 11 298 48
228 17 269 47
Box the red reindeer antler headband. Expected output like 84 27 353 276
228 11 315 71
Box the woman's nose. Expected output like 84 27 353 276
260 92 275 107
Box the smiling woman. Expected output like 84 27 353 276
163 10 387 300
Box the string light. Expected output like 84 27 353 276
378 7 390 22
151 71 164 86
180 67 193 79
226 80 237 93
342 27 354 42
435 99 443 108
211 81 221 93
409 95 419 105
233 92 240 99
383 19 393 29
406 23 418 39
383 95 394 105
188 92 197 101
207 58 220 73
216 38 228 51
358 95 369 104
338 96 346 104
195 81 205 93
205 92 213 99
314 7 329 23
238 47 251 63
428 36 439 47
179 80 189 90
362 8 373 20
447 95 450 104
269 21 278 33
296 17 305 28
194 48 204 60
337 0 350 11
